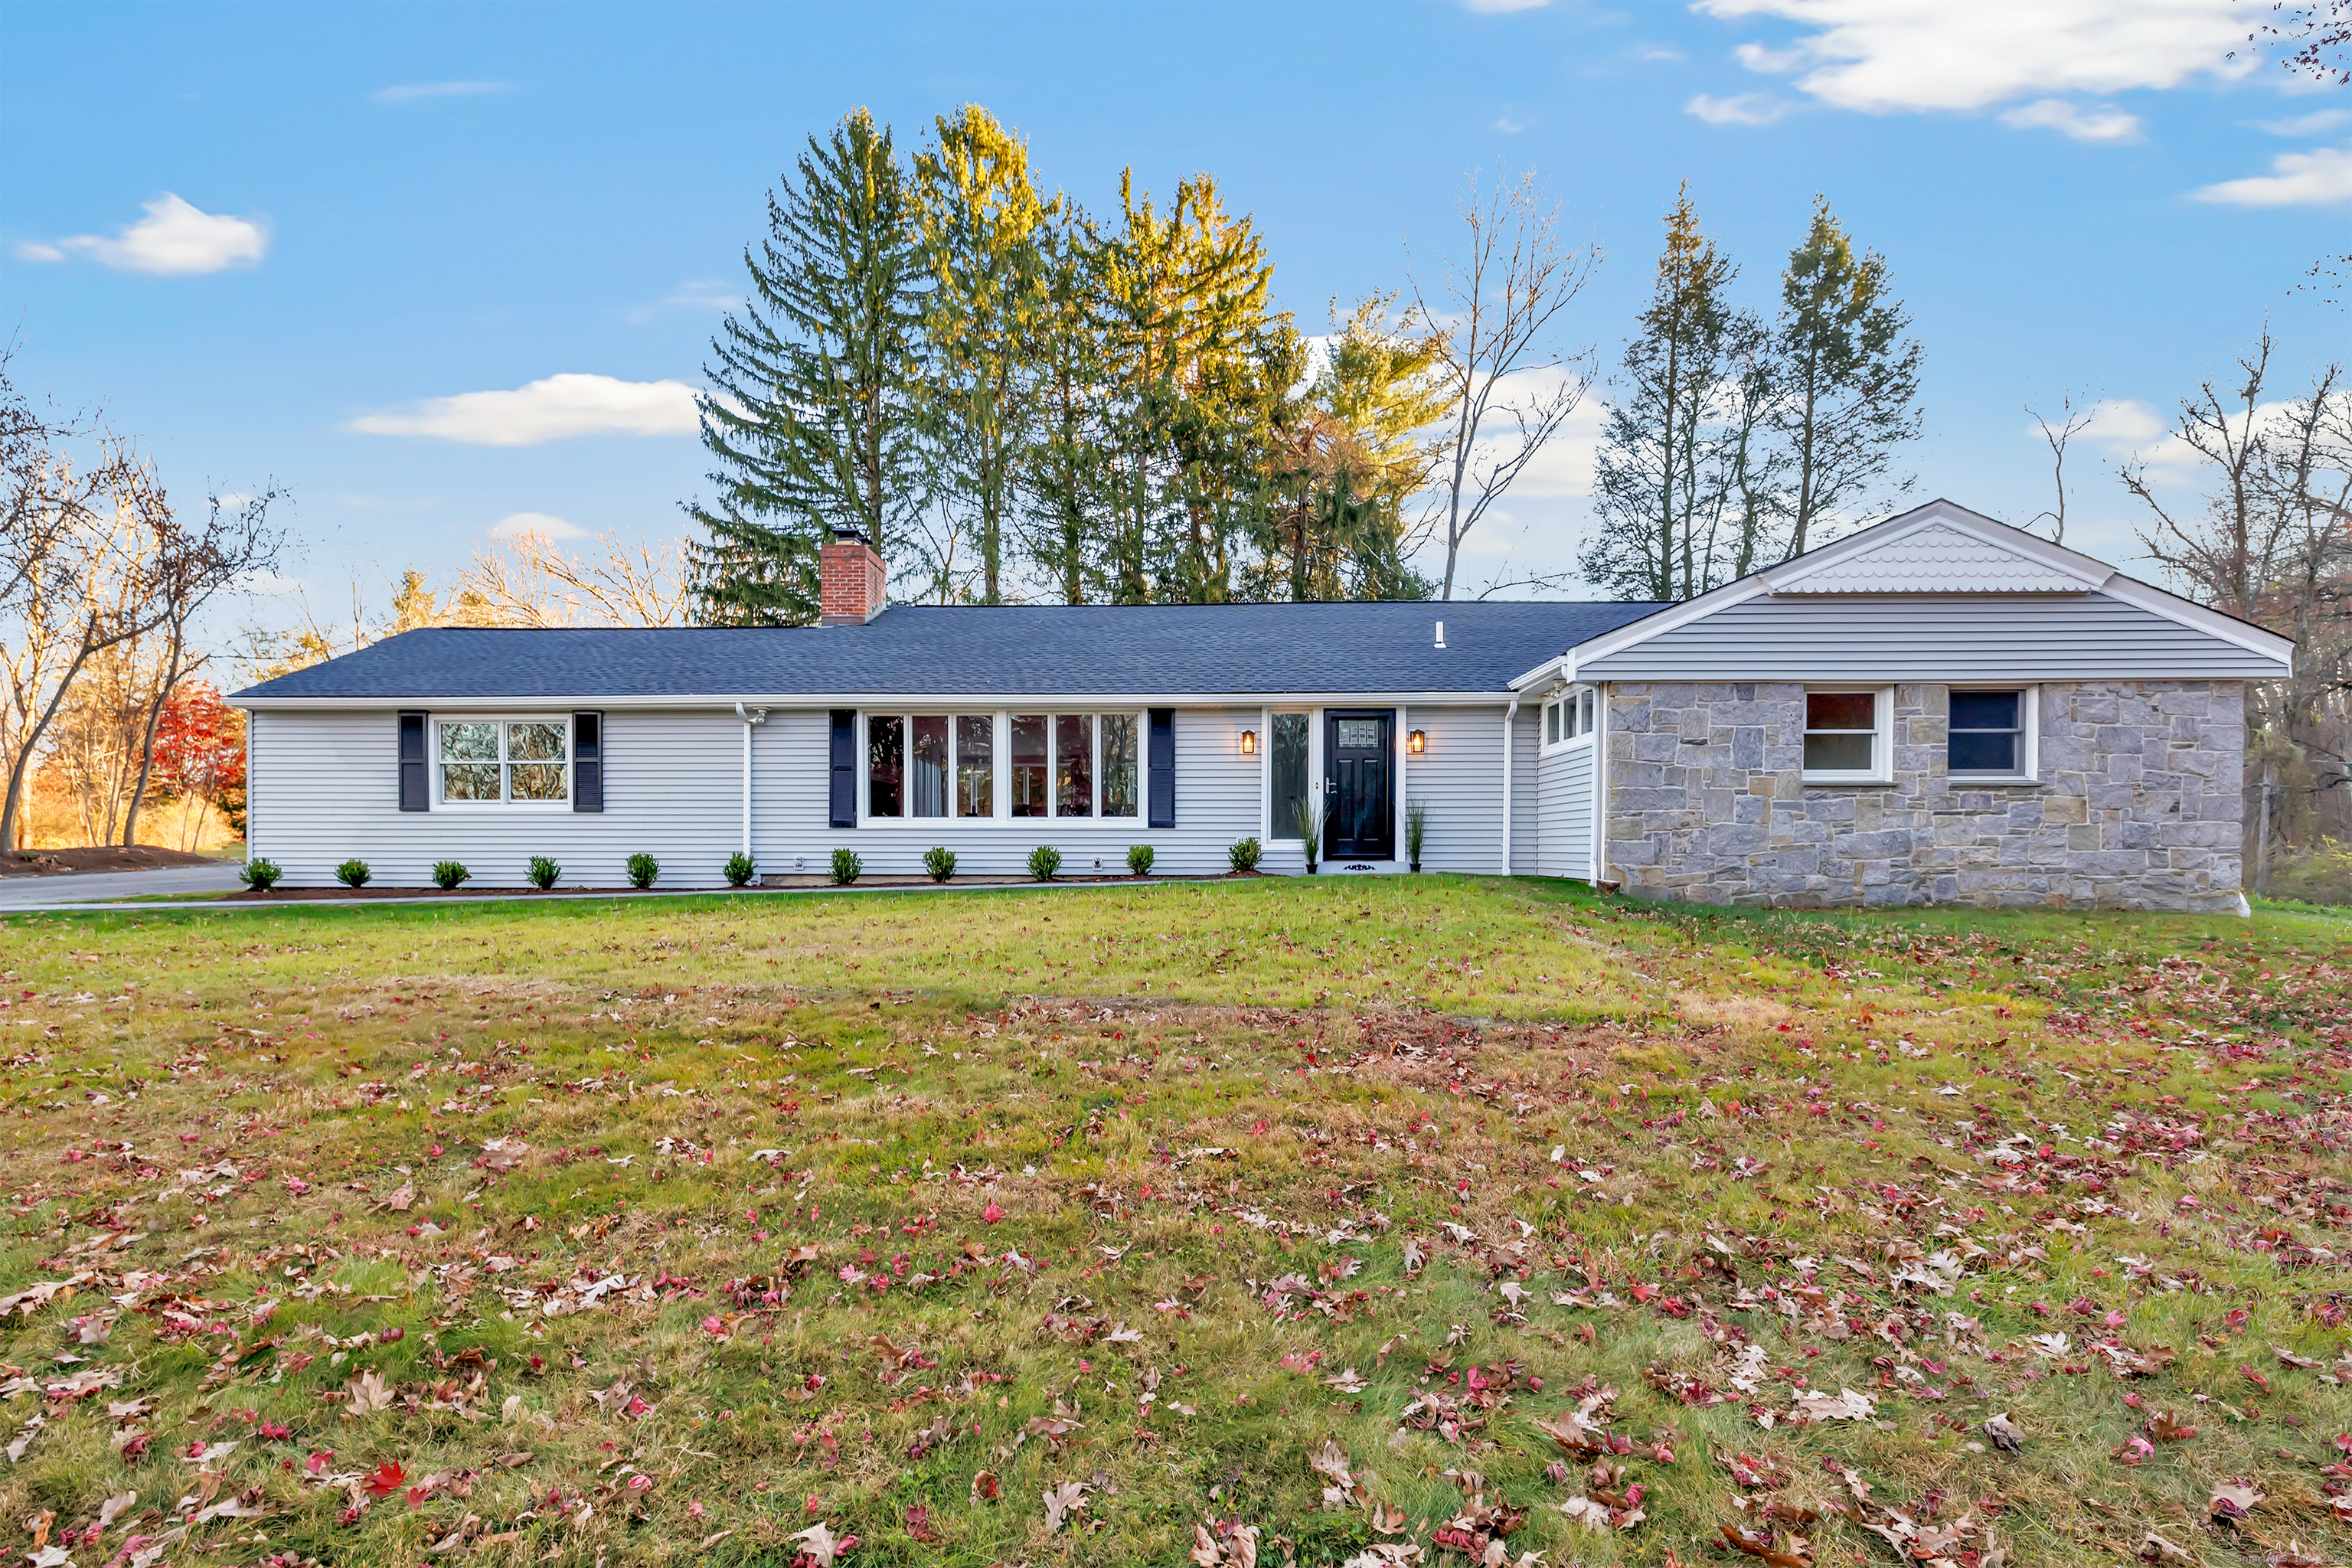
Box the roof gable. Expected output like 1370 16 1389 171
1769 518 2103 593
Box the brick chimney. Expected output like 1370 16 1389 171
818 527 886 625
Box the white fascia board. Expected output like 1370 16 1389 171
1762 498 2114 593
1507 654 1573 693
228 689 1524 713
1549 577 1777 671
2094 574 2297 669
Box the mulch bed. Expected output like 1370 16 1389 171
220 873 1210 901
0 845 220 878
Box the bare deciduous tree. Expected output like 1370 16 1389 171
456 528 693 628
2024 390 2098 546
1407 170 1599 601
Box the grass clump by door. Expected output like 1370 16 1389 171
0 877 2348 1568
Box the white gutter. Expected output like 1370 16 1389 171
1498 697 1518 876
733 704 768 855
227 688 1528 713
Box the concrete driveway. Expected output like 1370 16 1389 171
0 863 247 910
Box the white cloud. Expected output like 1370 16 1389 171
1694 0 2248 115
1686 91 1791 126
1997 98 2142 142
2259 107 2352 136
489 511 586 541
1492 112 1532 133
1634 44 1689 62
1468 373 1609 500
625 279 737 323
2060 397 2171 456
348 374 703 446
373 80 511 103
1461 0 1550 12
41 194 268 276
2197 142 2352 204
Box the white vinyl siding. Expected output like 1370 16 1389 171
1508 701 1541 876
1576 591 2288 681
1536 730 1594 879
1407 704 1507 874
249 708 740 887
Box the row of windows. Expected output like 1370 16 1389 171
1542 688 1596 747
867 712 1139 820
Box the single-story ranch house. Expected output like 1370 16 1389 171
230 499 2293 910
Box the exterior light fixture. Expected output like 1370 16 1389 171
1408 729 1426 755
1240 729 1257 756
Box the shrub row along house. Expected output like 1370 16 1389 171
230 501 2292 910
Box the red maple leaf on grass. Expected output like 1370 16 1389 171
363 1460 407 1498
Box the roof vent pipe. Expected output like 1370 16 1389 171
1433 619 1446 649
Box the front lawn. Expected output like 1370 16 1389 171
2 877 2348 1568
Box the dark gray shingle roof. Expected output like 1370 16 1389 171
234 600 1664 701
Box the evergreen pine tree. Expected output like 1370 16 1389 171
914 105 1050 604
688 109 927 625
1772 196 1923 559
1582 186 1756 602
1018 207 1114 603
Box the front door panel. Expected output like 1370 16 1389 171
1324 710 1394 861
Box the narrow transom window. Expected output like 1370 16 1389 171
1802 692 1879 776
1949 691 2024 776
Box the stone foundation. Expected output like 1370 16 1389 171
1602 680 2245 911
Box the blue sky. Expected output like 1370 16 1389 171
5 0 2350 622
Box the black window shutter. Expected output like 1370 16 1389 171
397 711 428 812
828 709 857 828
573 711 603 812
1147 707 1175 828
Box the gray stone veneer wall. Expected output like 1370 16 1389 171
1600 680 2245 911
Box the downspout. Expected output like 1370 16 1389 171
734 704 768 858
1499 697 1518 876
1591 681 1609 889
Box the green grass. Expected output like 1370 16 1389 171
1 876 2347 1568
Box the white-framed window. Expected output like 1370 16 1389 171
1269 710 1312 839
863 710 1139 822
436 717 570 805
1949 687 2037 782
1542 685 1597 750
1801 688 1890 784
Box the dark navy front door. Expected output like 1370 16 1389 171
1323 710 1394 861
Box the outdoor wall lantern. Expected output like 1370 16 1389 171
1408 729 1426 755
1240 729 1257 756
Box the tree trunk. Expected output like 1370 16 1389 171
2255 756 2275 899
122 624 185 848
0 629 98 855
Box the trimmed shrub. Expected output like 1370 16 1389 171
335 858 371 889
1227 837 1262 874
1126 844 1155 877
526 855 561 890
1027 844 1061 882
727 851 760 888
923 846 956 882
431 860 471 891
626 852 660 890
828 848 860 886
240 858 282 891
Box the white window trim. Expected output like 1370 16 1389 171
433 714 573 808
1801 686 1893 786
1540 684 1598 753
857 709 1145 827
1947 684 2040 785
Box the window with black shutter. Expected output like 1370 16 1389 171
1147 707 1174 828
397 711 428 812
572 711 603 811
828 709 857 828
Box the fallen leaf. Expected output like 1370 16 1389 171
1042 1478 1091 1533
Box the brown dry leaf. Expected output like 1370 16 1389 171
2140 1530 2194 1563
970 1469 1000 1504
1042 1478 1091 1533
1984 1412 2024 1452
2210 1481 2263 1526
344 1368 394 1416
2146 1410 2198 1442
789 1522 846 1568
1720 1523 1811 1568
